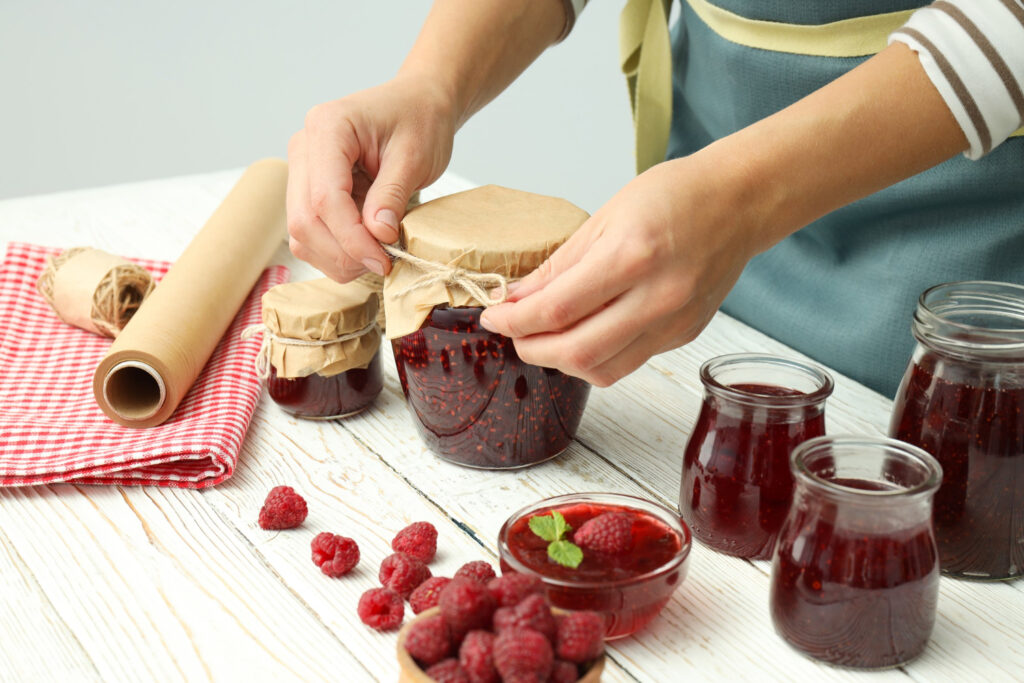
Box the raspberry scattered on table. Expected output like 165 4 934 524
403 613 451 667
410 576 453 615
392 521 439 562
487 573 545 608
493 627 554 681
357 587 404 631
257 486 308 530
572 512 634 554
555 611 605 663
310 532 359 577
454 560 497 585
379 552 432 598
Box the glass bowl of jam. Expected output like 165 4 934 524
770 435 942 669
680 353 833 560
497 492 691 639
392 306 591 469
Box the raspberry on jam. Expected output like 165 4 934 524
392 306 590 469
498 494 691 639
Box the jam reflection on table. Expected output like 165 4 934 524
392 306 590 469
891 354 1024 579
268 352 383 419
770 478 940 669
681 383 826 560
500 502 685 639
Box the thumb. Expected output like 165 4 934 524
362 154 421 244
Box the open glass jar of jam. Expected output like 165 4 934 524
770 436 942 669
384 185 592 469
890 281 1024 580
257 278 383 419
679 354 833 559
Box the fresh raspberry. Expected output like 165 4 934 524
550 660 580 683
500 674 544 683
357 587 404 631
257 486 308 530
310 532 359 577
572 512 634 554
493 628 554 681
487 573 545 608
439 577 497 643
403 613 451 667
392 521 438 562
454 560 497 585
424 658 470 683
554 611 605 663
492 594 556 642
458 630 498 683
379 552 432 598
409 576 453 615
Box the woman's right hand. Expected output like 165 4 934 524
287 75 457 281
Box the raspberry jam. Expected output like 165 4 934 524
770 437 942 669
392 306 590 469
268 352 383 419
498 493 691 639
680 355 833 560
889 281 1024 580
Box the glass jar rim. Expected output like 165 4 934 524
497 492 691 589
791 435 943 501
914 281 1024 358
699 353 834 408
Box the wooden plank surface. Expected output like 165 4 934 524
0 169 1021 682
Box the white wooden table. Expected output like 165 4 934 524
1 169 1021 683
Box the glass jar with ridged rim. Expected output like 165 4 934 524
890 280 1024 580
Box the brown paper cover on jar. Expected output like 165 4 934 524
262 278 381 378
383 185 589 339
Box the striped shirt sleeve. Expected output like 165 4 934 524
556 0 590 42
890 0 1024 160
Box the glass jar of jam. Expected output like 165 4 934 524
393 305 590 468
679 354 833 559
257 278 383 419
383 185 592 469
890 281 1024 580
770 435 942 669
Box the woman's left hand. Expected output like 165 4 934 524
479 151 766 387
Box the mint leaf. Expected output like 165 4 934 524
529 513 559 542
548 540 583 569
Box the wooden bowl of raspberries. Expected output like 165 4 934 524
396 573 605 682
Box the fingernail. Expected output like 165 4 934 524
361 258 385 276
375 209 399 231
479 312 498 333
506 281 520 296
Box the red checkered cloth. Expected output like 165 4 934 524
0 242 289 488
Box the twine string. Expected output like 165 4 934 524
241 321 379 380
382 244 510 306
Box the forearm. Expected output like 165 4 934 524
712 42 968 253
398 0 567 127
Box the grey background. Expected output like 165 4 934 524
0 1 635 214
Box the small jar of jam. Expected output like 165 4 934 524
770 435 942 669
679 353 833 560
258 278 383 419
890 281 1024 580
385 185 592 469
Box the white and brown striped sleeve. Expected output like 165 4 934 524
890 0 1024 159
556 0 591 42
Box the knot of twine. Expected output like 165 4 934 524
383 244 510 307
241 321 379 380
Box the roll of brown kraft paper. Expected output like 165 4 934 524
93 158 288 428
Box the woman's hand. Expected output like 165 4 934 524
479 151 766 387
287 75 457 281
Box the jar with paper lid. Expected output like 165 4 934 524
254 278 383 419
384 185 592 469
890 281 1024 580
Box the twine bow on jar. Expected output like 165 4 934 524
241 322 380 380
382 245 511 307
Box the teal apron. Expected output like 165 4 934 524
657 0 1024 397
